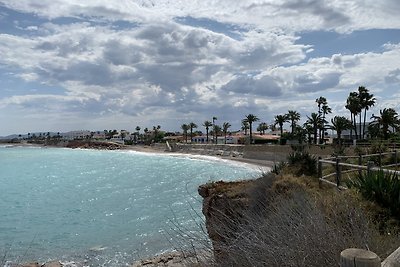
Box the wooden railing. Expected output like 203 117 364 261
318 150 400 188
317 150 400 266
341 246 400 266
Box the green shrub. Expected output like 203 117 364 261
271 161 287 175
347 170 400 219
287 151 317 177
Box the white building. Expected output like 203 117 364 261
62 130 92 140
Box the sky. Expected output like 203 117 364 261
1 0 400 136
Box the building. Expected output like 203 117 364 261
62 130 92 140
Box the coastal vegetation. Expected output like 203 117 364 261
197 169 400 266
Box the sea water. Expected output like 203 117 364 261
0 146 263 266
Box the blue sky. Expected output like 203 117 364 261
0 0 400 136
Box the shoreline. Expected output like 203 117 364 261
121 144 275 170
3 141 275 170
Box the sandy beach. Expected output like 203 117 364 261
122 144 275 170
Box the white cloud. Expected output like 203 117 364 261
0 1 400 135
2 0 400 33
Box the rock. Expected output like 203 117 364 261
130 251 200 267
19 263 40 267
42 261 63 267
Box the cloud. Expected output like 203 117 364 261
1 1 400 135
385 69 400 84
281 0 351 29
2 0 400 33
221 74 283 97
0 19 308 113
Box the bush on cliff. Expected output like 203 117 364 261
348 170 400 220
198 173 399 267
287 151 317 176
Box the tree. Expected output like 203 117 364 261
370 108 400 140
358 86 376 139
257 122 268 135
135 126 141 143
286 110 300 134
303 123 314 144
241 120 249 135
152 125 162 143
181 124 189 143
330 116 352 146
189 122 198 141
203 121 212 143
316 97 331 144
320 104 331 143
243 114 259 145
212 124 222 144
274 114 288 137
306 113 322 144
345 92 361 140
316 96 327 115
212 117 218 143
222 122 231 144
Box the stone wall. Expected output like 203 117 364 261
158 143 338 162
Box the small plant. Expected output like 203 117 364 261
287 151 317 176
271 161 287 175
331 144 345 157
347 170 400 219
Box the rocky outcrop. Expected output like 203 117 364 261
198 174 276 264
15 261 62 267
65 140 124 150
198 181 250 263
130 251 199 267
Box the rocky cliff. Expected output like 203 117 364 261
198 174 277 265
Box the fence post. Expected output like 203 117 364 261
358 155 363 177
379 151 382 167
340 248 380 267
336 156 341 187
318 157 322 185
382 245 400 266
395 150 398 167
367 161 374 176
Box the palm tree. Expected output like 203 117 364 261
316 97 327 115
303 123 314 144
306 113 322 144
143 128 149 143
135 126 141 142
286 110 300 134
370 108 400 140
181 124 189 143
213 124 222 144
241 120 249 135
189 122 198 142
330 116 352 146
203 121 212 143
345 92 361 140
316 97 328 143
222 122 231 144
243 114 259 144
358 86 376 139
257 122 268 135
320 104 331 143
212 117 218 143
274 114 288 137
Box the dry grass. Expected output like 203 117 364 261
193 173 400 267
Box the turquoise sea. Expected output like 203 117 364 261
0 146 262 266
